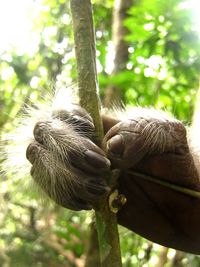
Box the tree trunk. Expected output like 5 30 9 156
104 0 133 108
155 247 168 267
171 251 184 267
84 223 100 267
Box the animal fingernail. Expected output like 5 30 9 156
33 122 47 143
87 185 109 196
26 143 40 164
85 150 110 169
107 135 124 156
72 115 94 129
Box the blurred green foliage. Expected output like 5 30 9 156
0 0 200 266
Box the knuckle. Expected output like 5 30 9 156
26 142 41 164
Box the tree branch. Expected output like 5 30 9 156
70 1 122 266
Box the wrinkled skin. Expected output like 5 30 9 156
26 107 200 254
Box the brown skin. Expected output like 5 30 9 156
102 114 200 254
27 108 200 254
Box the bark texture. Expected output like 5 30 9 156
70 1 122 266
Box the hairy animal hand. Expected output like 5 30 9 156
26 107 111 210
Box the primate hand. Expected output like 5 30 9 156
26 105 200 254
26 107 111 210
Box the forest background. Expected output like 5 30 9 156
0 0 200 266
